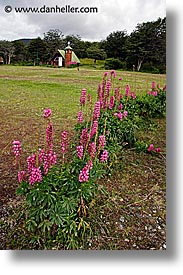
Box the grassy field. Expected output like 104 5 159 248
0 65 166 249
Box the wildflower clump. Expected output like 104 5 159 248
13 70 166 250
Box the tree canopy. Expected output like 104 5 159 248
0 17 166 73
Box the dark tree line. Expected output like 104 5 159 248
0 17 166 73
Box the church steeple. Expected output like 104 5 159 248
64 41 72 67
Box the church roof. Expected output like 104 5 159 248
58 49 80 64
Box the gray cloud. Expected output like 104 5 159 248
0 0 166 41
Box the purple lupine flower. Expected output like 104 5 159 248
43 108 52 119
77 110 84 124
79 165 89 182
80 88 87 105
109 96 115 110
76 145 83 159
93 101 101 120
100 150 109 162
29 167 42 185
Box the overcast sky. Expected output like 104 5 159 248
0 0 166 41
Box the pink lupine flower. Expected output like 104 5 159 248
87 159 93 170
114 112 118 117
147 144 154 152
79 165 89 182
151 81 156 90
80 128 89 148
46 122 53 150
90 120 98 138
61 131 69 154
77 110 84 124
118 103 123 110
43 154 49 175
18 171 26 183
98 84 101 94
105 78 111 96
12 140 22 158
104 72 108 77
119 93 122 100
43 150 56 175
123 110 128 118
118 77 122 81
27 154 36 173
29 167 42 185
100 150 109 162
76 145 83 159
148 91 152 95
93 101 101 120
152 91 158 96
48 149 57 165
157 84 160 89
80 88 87 105
43 108 52 119
110 69 116 78
98 135 106 149
156 147 161 153
131 92 136 100
118 112 123 121
109 96 115 110
163 85 166 91
88 142 96 159
125 85 130 96
38 149 45 164
114 87 120 100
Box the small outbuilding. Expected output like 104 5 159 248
51 42 80 67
